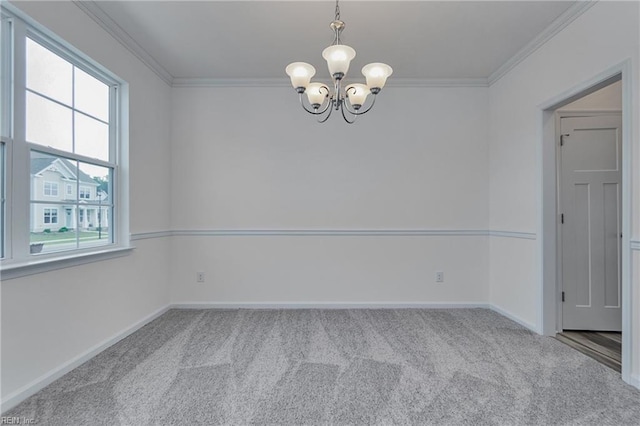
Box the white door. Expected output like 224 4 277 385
561 114 622 331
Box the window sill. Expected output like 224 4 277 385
0 245 134 281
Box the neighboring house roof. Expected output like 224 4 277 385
31 155 97 185
97 192 110 204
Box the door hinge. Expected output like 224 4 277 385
560 133 569 146
561 213 564 224
562 291 565 302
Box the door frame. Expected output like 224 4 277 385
555 110 622 332
538 60 632 384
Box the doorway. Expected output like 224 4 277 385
546 75 625 373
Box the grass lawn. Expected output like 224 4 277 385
30 230 107 244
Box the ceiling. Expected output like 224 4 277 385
90 0 576 83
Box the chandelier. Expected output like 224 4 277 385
285 0 393 124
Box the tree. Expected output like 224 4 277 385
93 176 108 194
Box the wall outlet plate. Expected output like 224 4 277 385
196 272 205 283
435 271 444 283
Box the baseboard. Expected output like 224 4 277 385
489 304 538 332
0 304 171 414
172 302 490 310
177 302 539 333
626 374 640 390
172 302 536 333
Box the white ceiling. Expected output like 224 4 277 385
91 0 576 82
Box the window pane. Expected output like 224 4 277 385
26 92 72 151
0 142 4 258
30 203 77 254
1 16 11 138
79 206 111 249
79 162 109 196
26 38 72 106
75 112 108 161
74 68 109 122
78 161 112 247
31 151 77 203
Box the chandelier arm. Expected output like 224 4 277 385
340 101 357 124
317 101 335 123
299 92 332 115
317 88 333 114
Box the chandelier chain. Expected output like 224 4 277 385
335 0 340 21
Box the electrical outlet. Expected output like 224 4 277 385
196 272 205 283
435 271 444 283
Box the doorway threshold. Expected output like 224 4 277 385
555 331 621 372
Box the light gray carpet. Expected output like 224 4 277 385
6 308 640 425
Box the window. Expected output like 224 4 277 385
0 141 4 259
0 13 10 259
44 208 58 224
0 4 128 271
79 186 91 199
43 181 58 197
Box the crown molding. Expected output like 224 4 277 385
488 0 598 86
384 78 488 88
72 0 174 86
172 78 291 88
171 77 489 88
74 0 596 90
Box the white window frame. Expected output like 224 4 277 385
0 4 131 279
79 186 91 200
43 207 58 224
43 181 58 197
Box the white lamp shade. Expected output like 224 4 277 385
306 82 329 106
285 62 316 88
322 45 356 77
345 83 370 106
361 63 393 89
